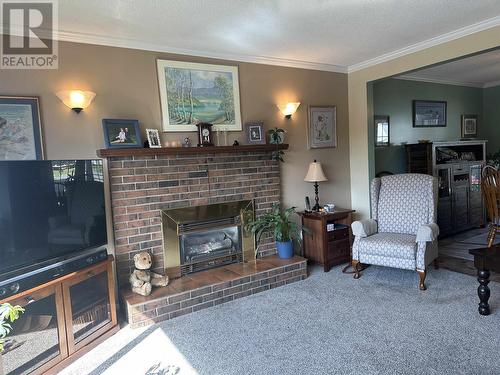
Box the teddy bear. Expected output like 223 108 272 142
130 251 169 296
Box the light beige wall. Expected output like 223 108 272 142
0 41 350 210
348 26 500 219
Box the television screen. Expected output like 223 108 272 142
0 160 107 279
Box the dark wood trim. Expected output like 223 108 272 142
96 143 289 158
0 256 116 304
7 284 68 375
45 325 120 375
1 256 118 374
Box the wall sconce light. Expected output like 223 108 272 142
277 102 300 119
56 90 96 113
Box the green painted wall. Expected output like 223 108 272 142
373 78 484 174
483 86 500 156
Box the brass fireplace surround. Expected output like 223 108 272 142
162 200 255 278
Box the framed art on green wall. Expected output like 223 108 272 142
461 114 478 138
156 59 242 132
413 100 447 127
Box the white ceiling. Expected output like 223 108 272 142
397 49 500 88
46 1 500 72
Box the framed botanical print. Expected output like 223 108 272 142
102 119 142 148
413 100 447 127
245 122 265 145
307 106 337 149
461 114 478 138
0 96 44 160
157 59 242 132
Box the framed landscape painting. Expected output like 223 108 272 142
307 106 337 149
0 96 43 160
157 59 242 132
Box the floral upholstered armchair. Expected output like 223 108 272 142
351 174 439 290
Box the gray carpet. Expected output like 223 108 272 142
60 266 500 375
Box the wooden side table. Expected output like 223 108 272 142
300 209 355 272
469 246 500 315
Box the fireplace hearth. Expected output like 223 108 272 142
162 200 255 278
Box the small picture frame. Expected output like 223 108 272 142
461 114 478 138
307 106 337 149
102 119 142 148
245 122 265 144
413 100 447 127
146 128 162 148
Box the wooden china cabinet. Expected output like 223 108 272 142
0 256 118 375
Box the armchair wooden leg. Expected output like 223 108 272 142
352 260 361 279
417 270 427 291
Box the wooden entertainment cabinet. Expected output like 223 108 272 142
0 256 118 375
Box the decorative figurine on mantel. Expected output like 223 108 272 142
183 137 191 147
196 122 214 146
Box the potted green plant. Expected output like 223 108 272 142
268 128 285 162
0 303 24 374
246 204 305 259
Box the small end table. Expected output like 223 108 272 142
299 209 355 272
469 246 500 315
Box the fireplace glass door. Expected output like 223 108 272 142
179 225 242 273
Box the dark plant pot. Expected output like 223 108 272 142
276 240 294 259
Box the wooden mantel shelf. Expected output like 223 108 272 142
96 144 288 158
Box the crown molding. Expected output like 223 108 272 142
52 29 348 73
347 15 500 73
396 75 484 88
483 79 500 88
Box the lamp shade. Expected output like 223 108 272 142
304 160 327 182
56 90 96 112
277 102 300 117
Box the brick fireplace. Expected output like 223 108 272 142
102 145 286 285
99 145 307 326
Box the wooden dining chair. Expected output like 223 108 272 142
481 165 500 247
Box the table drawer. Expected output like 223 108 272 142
327 226 349 241
327 238 350 262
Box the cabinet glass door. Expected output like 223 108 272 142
437 168 451 198
1 285 67 375
62 261 115 353
470 164 482 192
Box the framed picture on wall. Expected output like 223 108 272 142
461 114 478 138
413 100 447 127
156 59 242 132
0 96 44 160
245 122 265 144
307 106 337 149
102 119 142 148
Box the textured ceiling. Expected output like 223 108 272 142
398 49 500 87
52 0 500 71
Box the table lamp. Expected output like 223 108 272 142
304 160 328 211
